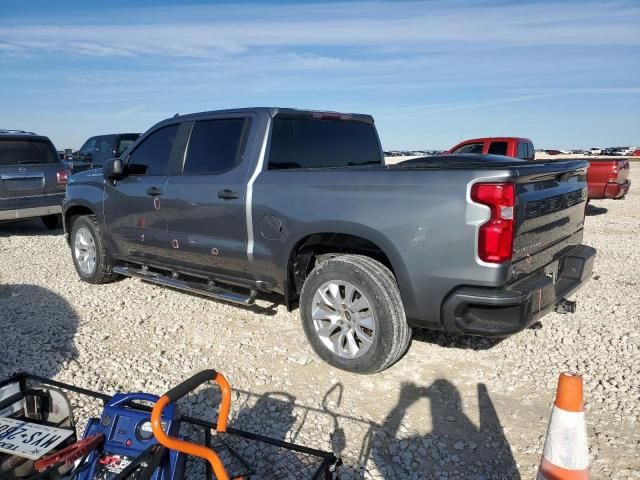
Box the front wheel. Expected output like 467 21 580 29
70 215 119 284
300 254 411 374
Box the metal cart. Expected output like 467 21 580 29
0 371 340 480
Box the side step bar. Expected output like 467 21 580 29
112 266 257 306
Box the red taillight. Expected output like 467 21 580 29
471 182 515 263
56 170 68 185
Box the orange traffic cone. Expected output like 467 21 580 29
537 373 589 479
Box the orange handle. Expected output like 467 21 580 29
151 371 233 480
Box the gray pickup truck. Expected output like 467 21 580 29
63 108 596 373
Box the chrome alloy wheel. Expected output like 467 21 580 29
74 226 97 275
311 280 375 359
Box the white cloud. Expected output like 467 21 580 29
0 1 638 59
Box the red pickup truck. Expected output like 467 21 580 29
448 137 630 200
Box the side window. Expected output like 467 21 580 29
517 142 527 159
127 125 179 176
183 118 248 174
527 143 535 160
116 137 137 157
93 135 117 165
78 137 97 160
488 141 508 156
453 143 484 154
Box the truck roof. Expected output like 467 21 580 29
0 129 38 136
455 136 532 144
168 107 374 124
0 130 51 142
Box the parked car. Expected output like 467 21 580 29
447 137 535 160
631 148 640 157
614 147 634 156
1 129 68 229
63 108 596 373
448 137 630 200
71 133 140 173
587 148 602 156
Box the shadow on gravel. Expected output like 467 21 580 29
585 203 608 216
412 328 505 351
0 283 78 379
361 381 520 479
0 218 63 237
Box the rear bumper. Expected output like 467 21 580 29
0 204 62 221
589 180 630 199
0 193 64 221
441 245 596 336
603 180 630 199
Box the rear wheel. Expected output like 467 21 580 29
300 254 411 373
70 215 119 284
41 214 62 230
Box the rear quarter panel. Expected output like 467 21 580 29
586 159 625 199
251 168 515 327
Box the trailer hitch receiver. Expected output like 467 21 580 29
555 299 577 314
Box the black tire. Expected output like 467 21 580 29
300 254 411 374
41 214 62 230
70 215 119 284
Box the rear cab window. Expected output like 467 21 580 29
0 138 59 165
488 141 508 156
115 135 140 157
183 118 249 174
267 116 382 170
452 143 484 154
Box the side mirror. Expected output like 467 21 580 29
103 158 125 180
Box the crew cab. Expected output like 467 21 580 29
450 137 630 200
1 129 68 229
448 137 535 160
71 133 140 173
63 108 596 373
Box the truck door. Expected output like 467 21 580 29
103 123 183 262
164 116 255 279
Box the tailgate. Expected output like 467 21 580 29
0 138 65 200
511 160 589 277
0 164 62 199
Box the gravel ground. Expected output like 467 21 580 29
1 167 639 479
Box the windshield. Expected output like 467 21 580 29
0 139 59 166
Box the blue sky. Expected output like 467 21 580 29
1 0 639 150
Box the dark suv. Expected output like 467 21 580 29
0 130 68 229
71 133 140 173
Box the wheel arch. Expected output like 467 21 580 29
63 203 96 240
284 226 413 312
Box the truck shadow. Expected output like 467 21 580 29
361 380 521 479
585 203 608 216
187 380 520 479
0 218 63 237
0 283 78 379
412 328 505 351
